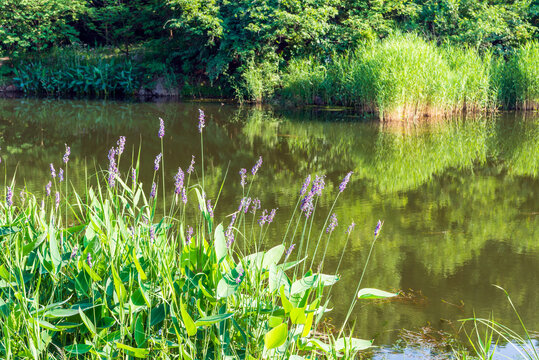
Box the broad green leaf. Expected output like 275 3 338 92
357 288 398 299
216 278 238 299
111 266 127 303
306 338 331 353
264 323 288 349
301 312 314 337
214 223 227 262
194 313 233 327
78 307 96 336
49 229 61 273
45 308 79 318
290 307 307 325
134 313 146 347
335 337 373 351
269 264 289 292
64 344 92 355
280 285 292 313
132 249 147 280
262 244 285 269
116 342 149 358
180 298 197 336
83 263 102 282
268 316 283 328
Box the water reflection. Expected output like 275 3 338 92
0 98 537 353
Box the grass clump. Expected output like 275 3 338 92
0 113 397 359
279 34 500 120
498 41 539 110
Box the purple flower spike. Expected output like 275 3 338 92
46 181 52 196
6 186 13 207
267 208 277 224
181 187 187 204
346 222 356 235
149 226 156 242
150 182 157 199
326 213 338 233
251 198 261 214
313 175 326 196
55 192 60 210
239 168 247 187
374 220 383 237
63 144 70 164
174 167 185 195
251 156 263 176
186 226 193 245
300 175 311 196
187 155 195 174
207 199 214 218
242 197 251 214
285 243 295 259
154 153 162 171
158 118 165 139
198 109 205 133
50 163 56 178
132 168 136 183
339 171 353 193
71 246 78 260
58 168 64 182
19 190 26 205
108 147 117 188
259 209 268 226
86 253 92 268
117 136 126 155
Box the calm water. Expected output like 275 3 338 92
1 98 538 357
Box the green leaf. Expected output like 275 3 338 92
301 312 314 337
45 308 79 318
83 262 102 282
357 288 398 299
335 337 373 351
49 230 62 273
194 313 233 327
280 285 292 313
134 313 146 347
78 307 96 336
264 323 288 349
290 307 307 325
268 316 283 328
216 278 238 299
180 298 197 336
0 226 20 237
111 266 127 303
64 344 92 355
214 223 227 262
116 342 149 358
132 249 147 280
262 244 285 269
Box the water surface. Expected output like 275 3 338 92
0 99 538 357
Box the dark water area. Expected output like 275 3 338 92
0 98 538 358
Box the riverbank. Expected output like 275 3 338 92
2 35 539 120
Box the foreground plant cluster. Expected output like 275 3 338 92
0 113 395 359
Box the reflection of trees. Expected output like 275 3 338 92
0 99 538 345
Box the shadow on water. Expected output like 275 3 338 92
0 98 538 358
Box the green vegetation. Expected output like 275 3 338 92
0 114 399 358
1 0 539 114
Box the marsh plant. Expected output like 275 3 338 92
0 113 396 359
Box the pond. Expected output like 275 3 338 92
0 98 538 358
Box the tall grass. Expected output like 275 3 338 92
280 34 539 119
498 42 539 110
0 113 398 359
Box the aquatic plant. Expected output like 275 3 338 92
0 115 397 359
